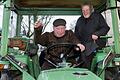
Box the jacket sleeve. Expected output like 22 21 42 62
93 13 110 36
34 28 48 46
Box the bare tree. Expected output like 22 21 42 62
38 15 53 33
21 15 53 38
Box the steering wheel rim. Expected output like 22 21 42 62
44 43 81 68
47 43 80 58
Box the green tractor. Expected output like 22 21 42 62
0 0 120 80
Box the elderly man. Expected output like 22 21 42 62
34 19 85 70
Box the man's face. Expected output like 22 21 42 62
53 25 66 37
82 5 91 18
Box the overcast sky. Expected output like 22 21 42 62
0 5 80 33
43 16 80 32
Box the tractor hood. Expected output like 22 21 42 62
37 68 102 80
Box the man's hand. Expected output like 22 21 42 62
76 43 85 52
92 34 98 40
34 20 43 28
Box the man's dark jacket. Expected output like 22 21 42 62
34 28 81 69
75 12 110 53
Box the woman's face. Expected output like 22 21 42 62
82 5 91 18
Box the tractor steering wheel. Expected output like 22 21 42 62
44 43 81 68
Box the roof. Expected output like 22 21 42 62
15 0 105 8
14 0 107 12
1 0 119 14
